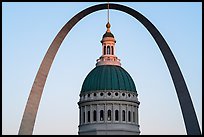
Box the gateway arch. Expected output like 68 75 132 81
18 3 201 135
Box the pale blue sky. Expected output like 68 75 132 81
2 2 202 135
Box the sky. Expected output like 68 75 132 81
2 2 202 135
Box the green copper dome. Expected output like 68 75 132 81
81 65 137 93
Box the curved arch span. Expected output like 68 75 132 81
18 3 201 135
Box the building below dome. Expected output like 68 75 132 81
78 21 140 135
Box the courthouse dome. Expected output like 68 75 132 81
81 65 137 93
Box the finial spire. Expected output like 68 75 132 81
107 1 109 23
106 2 111 32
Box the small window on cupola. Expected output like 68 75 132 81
107 46 110 54
104 46 106 55
111 46 114 55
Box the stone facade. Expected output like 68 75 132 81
78 90 140 135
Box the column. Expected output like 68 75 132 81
126 104 128 123
90 104 92 123
131 105 133 123
136 106 139 125
105 103 107 122
119 104 122 123
79 106 82 125
96 104 98 123
112 103 113 123
84 105 86 124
